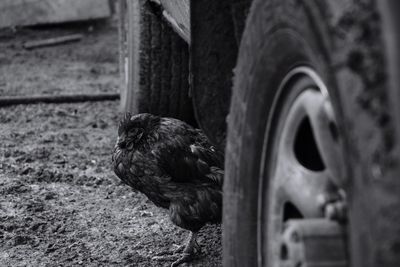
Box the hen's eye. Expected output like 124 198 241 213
118 140 127 149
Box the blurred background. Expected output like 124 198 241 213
0 0 119 97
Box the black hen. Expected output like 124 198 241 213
112 113 223 266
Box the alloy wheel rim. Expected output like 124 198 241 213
257 67 346 266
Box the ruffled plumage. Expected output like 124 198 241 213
112 113 224 231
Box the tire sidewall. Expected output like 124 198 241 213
223 1 346 266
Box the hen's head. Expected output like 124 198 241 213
117 113 159 149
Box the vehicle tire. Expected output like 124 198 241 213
118 0 195 124
223 1 400 267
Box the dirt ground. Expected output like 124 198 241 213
0 20 221 266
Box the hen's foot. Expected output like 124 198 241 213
152 254 180 261
171 231 202 267
172 237 200 254
151 231 202 266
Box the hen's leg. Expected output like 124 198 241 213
171 231 201 267
151 231 202 266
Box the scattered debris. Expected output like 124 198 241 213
0 93 119 107
23 34 84 49
140 211 154 217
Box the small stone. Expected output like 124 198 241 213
140 211 153 217
19 167 32 175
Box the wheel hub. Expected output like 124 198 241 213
280 219 347 267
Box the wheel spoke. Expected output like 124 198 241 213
300 90 345 187
274 153 332 218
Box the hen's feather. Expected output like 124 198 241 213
112 113 224 231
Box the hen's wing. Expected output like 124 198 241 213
155 128 224 187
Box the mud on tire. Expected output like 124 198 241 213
223 1 400 267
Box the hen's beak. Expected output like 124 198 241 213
117 136 127 149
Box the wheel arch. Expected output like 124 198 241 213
190 0 252 148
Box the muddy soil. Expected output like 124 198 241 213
0 20 221 267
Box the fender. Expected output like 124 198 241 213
150 0 252 148
150 0 190 43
